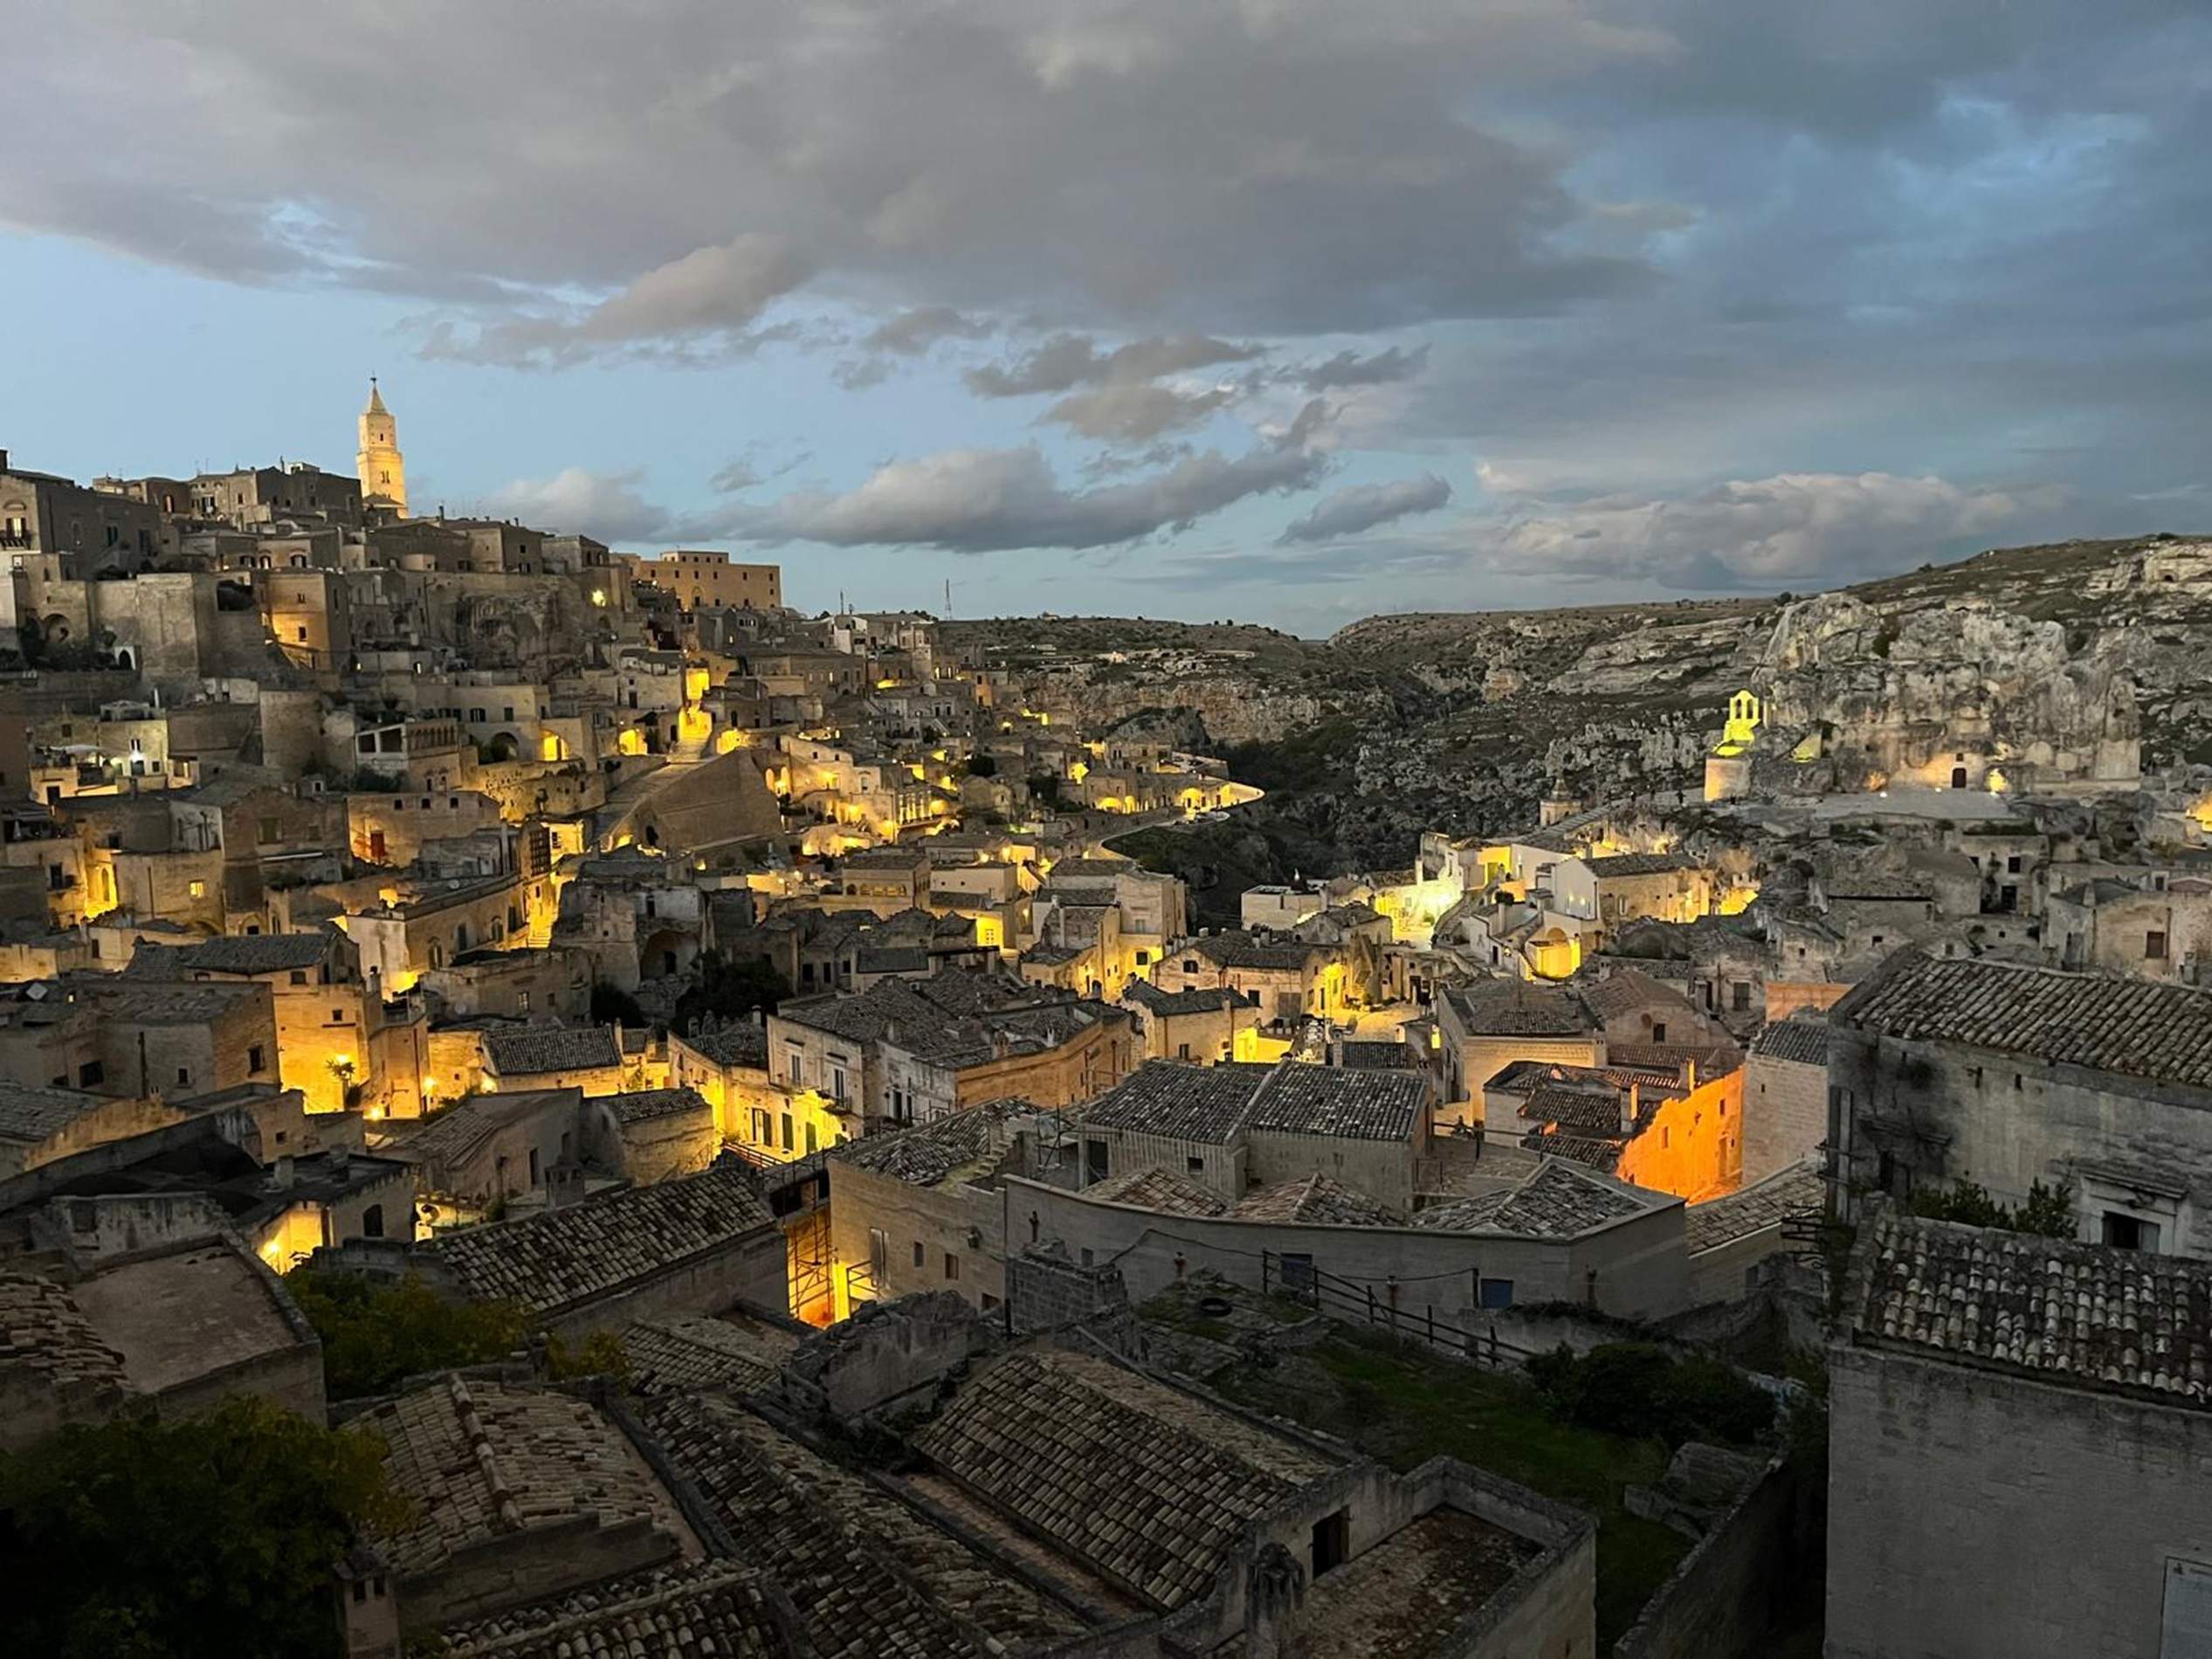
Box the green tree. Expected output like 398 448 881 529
545 1329 632 1385
672 950 788 1033
1909 1177 2075 1239
0 1395 405 1659
286 1270 526 1401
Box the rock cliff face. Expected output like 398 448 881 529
947 534 2212 885
1752 592 2140 790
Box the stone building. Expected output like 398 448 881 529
480 1024 631 1096
1075 1057 1432 1214
0 1224 325 1445
582 1086 720 1185
629 549 782 611
2046 871 2212 981
907 1343 1597 1657
0 448 171 591
1120 981 1257 1063
828 1097 1065 1315
357 1378 693 1629
1827 1214 2212 1659
419 1160 786 1335
1740 1015 1830 1186
1828 951 2212 1256
385 1086 585 1214
125 930 372 1114
1435 978 1603 1126
1147 929 1343 1024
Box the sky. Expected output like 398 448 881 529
3 1 2209 637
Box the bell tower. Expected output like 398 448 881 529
355 377 407 518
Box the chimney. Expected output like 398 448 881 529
274 1154 296 1190
1681 1057 1698 1091
0 449 10 473
1622 1083 1639 1136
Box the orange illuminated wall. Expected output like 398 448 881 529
1616 1066 1744 1202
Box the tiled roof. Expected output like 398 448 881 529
603 1087 713 1126
1685 1160 1824 1253
1831 952 2212 1090
911 1347 1338 1609
1576 966 1695 1021
830 1100 1029 1187
399 1088 576 1176
1486 1058 1681 1098
1442 980 1595 1037
1750 1018 1833 1069
0 1081 112 1150
1248 1064 1425 1143
838 846 928 870
364 1377 685 1580
1042 857 1133 881
1521 1131 1625 1173
1334 1038 1420 1070
168 932 335 974
1416 1160 1657 1238
1231 1174 1403 1227
623 1315 795 1399
1581 852 1699 877
424 1161 774 1316
441 1562 800 1658
1850 1213 2212 1408
1080 1062 1269 1144
486 1024 623 1077
1518 1086 1630 1135
1184 932 1324 971
1081 1058 1422 1146
679 1024 769 1068
643 1392 1023 1656
0 1272 128 1397
1082 1166 1230 1216
1123 982 1246 1016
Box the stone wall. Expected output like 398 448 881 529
1610 1455 1806 1659
1828 1343 2212 1659
542 1226 789 1341
1740 1053 1824 1187
1830 1025 2212 1253
1007 1245 1130 1336
1009 1174 1691 1320
776 1289 991 1423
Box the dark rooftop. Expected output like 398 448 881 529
1831 951 2212 1091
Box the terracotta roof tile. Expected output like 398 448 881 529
1851 1213 2212 1408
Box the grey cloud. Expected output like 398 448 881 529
1489 472 2070 590
966 334 1260 399
8 3 1658 341
835 306 994 389
481 467 677 543
864 306 991 355
1044 383 1238 442
963 333 1262 440
1279 473 1453 542
1297 346 1431 390
723 400 1333 552
434 235 814 367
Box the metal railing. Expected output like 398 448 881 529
1260 1249 1542 1372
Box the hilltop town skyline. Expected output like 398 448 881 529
9 2 2211 631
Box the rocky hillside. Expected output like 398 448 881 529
947 535 2212 898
